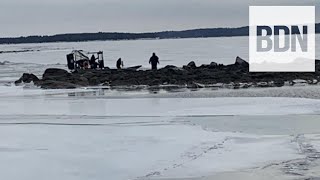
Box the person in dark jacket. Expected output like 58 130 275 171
149 53 159 70
116 58 124 69
90 55 98 69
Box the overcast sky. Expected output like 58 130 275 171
0 0 318 37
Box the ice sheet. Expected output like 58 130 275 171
0 87 319 179
0 94 320 116
0 117 302 180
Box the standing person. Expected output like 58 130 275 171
149 53 159 70
90 55 97 69
116 58 124 69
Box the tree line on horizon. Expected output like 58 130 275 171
0 24 319 44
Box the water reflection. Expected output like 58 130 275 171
66 86 196 97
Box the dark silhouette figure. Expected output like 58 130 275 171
90 55 98 69
116 58 124 69
149 53 159 70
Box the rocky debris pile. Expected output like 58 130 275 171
15 57 320 89
15 73 39 84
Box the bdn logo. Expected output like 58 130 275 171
249 6 315 72
257 25 308 52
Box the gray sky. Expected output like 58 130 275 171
0 0 318 37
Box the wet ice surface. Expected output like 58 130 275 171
1 86 320 180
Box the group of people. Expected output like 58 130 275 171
77 52 160 70
116 53 160 70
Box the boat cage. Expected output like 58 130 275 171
66 50 104 70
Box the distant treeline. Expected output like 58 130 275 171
0 24 319 44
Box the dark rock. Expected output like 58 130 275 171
15 73 39 84
235 56 249 66
200 62 218 69
183 61 197 69
43 68 69 79
88 76 102 85
160 66 183 76
199 64 210 68
163 65 178 69
77 76 90 86
210 62 218 67
188 61 196 68
37 80 80 89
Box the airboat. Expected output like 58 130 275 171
66 50 105 70
66 50 143 71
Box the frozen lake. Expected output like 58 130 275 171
1 35 320 68
0 86 319 179
0 37 250 67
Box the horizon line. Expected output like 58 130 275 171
0 25 251 39
0 23 319 44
